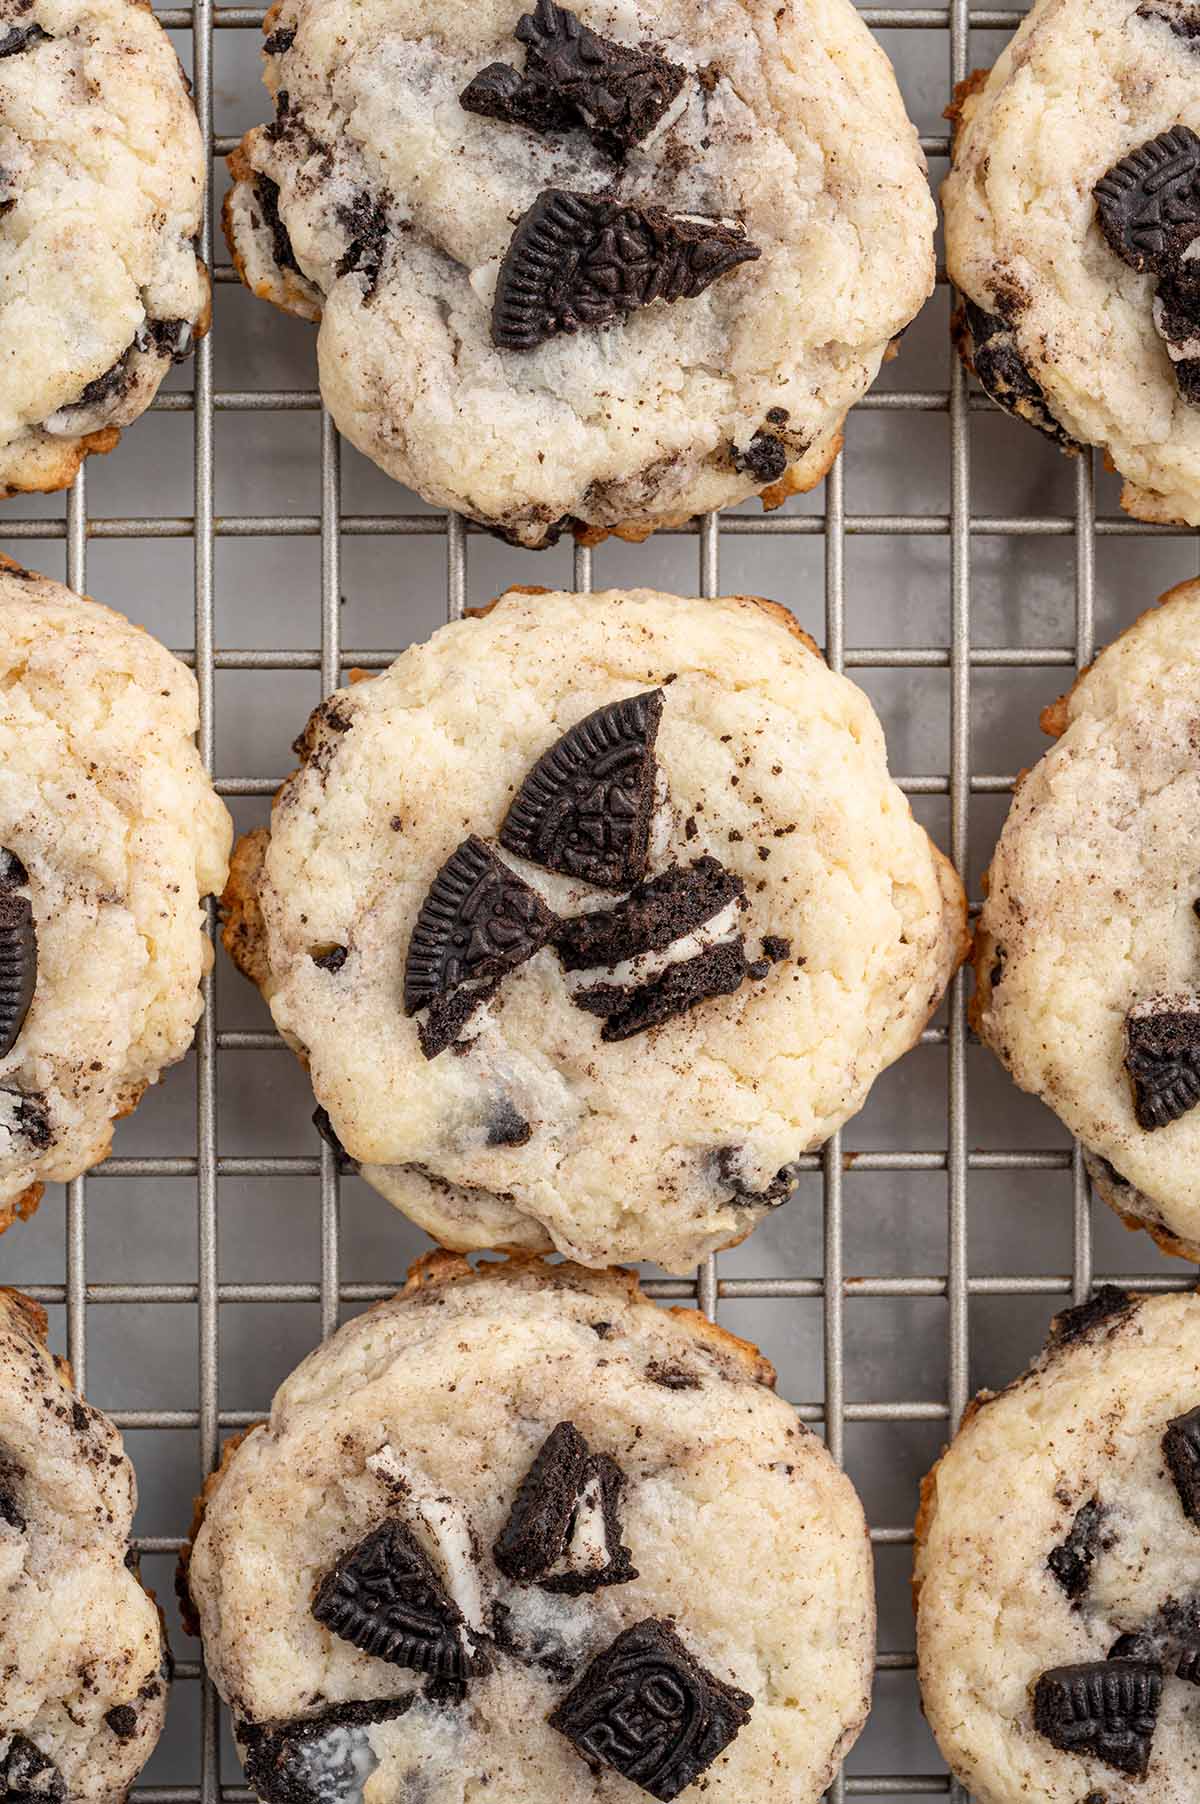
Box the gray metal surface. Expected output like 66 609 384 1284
1 1 1199 1798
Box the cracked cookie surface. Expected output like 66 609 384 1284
0 561 231 1227
185 1252 874 1804
974 578 1200 1263
0 1288 169 1802
221 587 965 1272
916 1289 1200 1804
222 0 933 547
944 0 1200 524
0 0 209 496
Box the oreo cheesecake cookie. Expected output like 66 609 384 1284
183 1252 875 1803
221 586 966 1272
0 1287 169 1801
945 0 1200 524
974 578 1200 1262
221 0 934 547
0 559 231 1229
915 1287 1200 1804
0 0 209 497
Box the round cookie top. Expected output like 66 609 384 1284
0 1287 169 1803
185 1252 874 1804
975 579 1200 1261
0 0 208 497
222 0 933 547
0 562 232 1226
916 1287 1200 1804
223 586 965 1272
945 0 1200 525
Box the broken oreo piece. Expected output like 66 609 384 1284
1124 997 1200 1129
417 977 500 1061
239 1699 413 1804
486 1098 532 1147
491 189 760 352
1047 1286 1134 1352
574 937 749 1041
714 1146 799 1207
493 1420 635 1595
960 301 1077 450
312 1106 359 1174
1164 1404 1200 1523
461 0 685 154
0 1442 24 1532
500 690 663 888
555 856 745 972
0 1737 66 1804
1095 126 1200 276
1032 1660 1161 1777
0 877 36 1059
549 1617 753 1800
1047 1497 1105 1599
732 429 788 485
404 836 557 1016
0 22 50 56
312 1517 487 1684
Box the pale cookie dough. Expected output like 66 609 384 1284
0 1286 169 1802
184 1252 875 1804
944 0 1200 525
221 586 966 1273
915 1287 1200 1804
974 578 1200 1263
0 0 209 497
0 560 232 1228
222 0 934 547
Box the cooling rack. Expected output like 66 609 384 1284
2 0 1200 1797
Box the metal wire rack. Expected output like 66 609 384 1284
3 0 1200 1798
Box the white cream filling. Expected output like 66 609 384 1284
545 1471 609 1579
293 1724 379 1804
565 896 742 994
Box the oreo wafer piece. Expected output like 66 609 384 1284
0 861 36 1059
549 1617 753 1800
574 937 749 1041
1032 1659 1161 1776
1164 1404 1200 1522
312 1518 488 1684
500 690 663 887
0 1738 66 1804
1124 996 1200 1129
1047 1497 1105 1599
493 1420 635 1594
1095 126 1200 275
404 836 557 1017
417 977 500 1061
461 0 685 154
555 856 745 971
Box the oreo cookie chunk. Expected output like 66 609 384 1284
1124 995 1200 1130
312 1518 489 1684
916 1289 1200 1799
0 1290 170 1798
0 860 36 1060
186 1256 876 1804
493 1420 635 1594
1095 127 1200 406
549 1617 754 1799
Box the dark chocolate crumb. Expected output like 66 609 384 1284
262 24 295 52
646 1361 700 1390
1047 1498 1105 1599
0 22 50 55
105 1706 138 1740
486 1099 532 1147
761 935 791 963
732 429 788 485
311 945 348 973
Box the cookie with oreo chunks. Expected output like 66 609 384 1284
0 0 209 497
943 0 1200 525
221 0 933 548
183 1252 874 1804
915 1289 1200 1804
0 559 231 1230
0 1288 169 1800
973 579 1200 1263
220 587 966 1273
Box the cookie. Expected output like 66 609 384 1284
973 578 1200 1263
221 0 934 548
220 586 966 1273
943 0 1200 525
0 1287 169 1800
0 560 232 1228
183 1252 875 1803
915 1287 1200 1804
0 0 209 497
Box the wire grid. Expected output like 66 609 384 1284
4 0 1200 1797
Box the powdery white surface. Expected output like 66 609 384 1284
0 0 208 495
223 0 934 546
0 1288 168 1802
232 587 965 1273
916 1291 1200 1804
974 579 1200 1261
187 1254 875 1804
944 0 1200 525
0 564 232 1221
